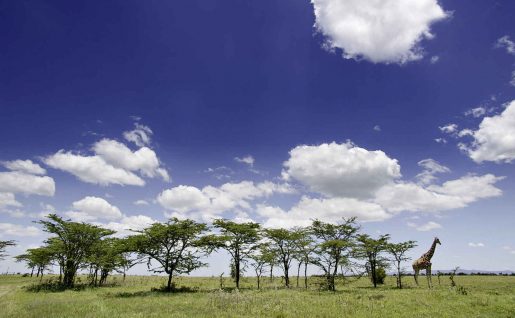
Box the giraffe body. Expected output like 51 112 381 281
412 237 441 288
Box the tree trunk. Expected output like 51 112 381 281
30 267 34 277
397 263 402 289
269 265 273 282
304 262 308 289
63 263 77 288
94 268 98 287
331 259 339 291
167 272 173 292
257 275 260 290
296 261 302 288
235 259 240 289
283 260 290 288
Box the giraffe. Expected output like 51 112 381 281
412 237 441 288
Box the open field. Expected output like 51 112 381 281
0 275 514 317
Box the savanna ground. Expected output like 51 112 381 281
0 274 514 318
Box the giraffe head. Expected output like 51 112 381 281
434 237 441 245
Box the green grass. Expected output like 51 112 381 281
1 274 514 317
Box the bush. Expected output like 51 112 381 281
370 267 386 285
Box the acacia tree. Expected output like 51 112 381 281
15 247 53 278
45 237 66 282
355 234 391 288
116 236 144 281
293 227 316 289
87 238 126 286
212 219 261 289
310 218 360 291
0 240 15 261
249 244 270 290
264 228 301 288
36 214 114 287
131 218 211 292
388 240 417 289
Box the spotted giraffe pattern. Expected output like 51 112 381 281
413 237 441 288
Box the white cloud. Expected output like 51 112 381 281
310 0 449 64
373 125 381 131
65 196 122 221
459 100 515 163
258 196 391 228
0 223 40 237
458 129 473 138
282 142 401 198
465 106 487 118
495 35 515 55
407 221 441 231
123 123 153 147
2 209 26 218
44 150 145 186
376 182 465 213
511 70 515 87
157 181 294 221
102 214 156 237
430 55 440 64
468 242 485 248
0 171 55 196
234 155 255 167
93 139 169 181
133 199 149 206
439 123 458 134
2 159 46 175
376 174 502 214
435 138 447 144
0 192 22 209
415 158 450 185
427 174 503 202
205 166 234 180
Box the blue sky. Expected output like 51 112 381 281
1 0 514 274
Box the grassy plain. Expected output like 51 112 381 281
0 274 514 318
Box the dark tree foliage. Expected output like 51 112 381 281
310 218 360 291
36 214 114 288
388 240 417 289
130 218 211 292
212 219 261 289
0 240 16 261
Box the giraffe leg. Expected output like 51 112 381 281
427 265 432 288
413 268 419 286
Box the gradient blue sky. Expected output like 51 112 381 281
1 0 514 275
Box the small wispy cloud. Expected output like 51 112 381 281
495 35 515 55
234 155 255 167
134 200 149 206
439 123 458 134
468 242 485 248
464 106 487 118
407 221 442 232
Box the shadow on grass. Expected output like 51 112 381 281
24 279 120 293
107 285 201 298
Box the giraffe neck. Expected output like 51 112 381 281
425 240 438 260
